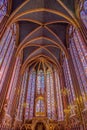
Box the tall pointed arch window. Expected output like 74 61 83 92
25 69 36 120
0 23 17 93
54 71 64 121
6 56 22 115
46 69 56 120
0 0 8 23
37 70 45 95
17 61 64 121
69 26 87 107
63 57 76 115
80 0 87 28
63 58 75 103
17 68 28 120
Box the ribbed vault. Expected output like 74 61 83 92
7 0 79 73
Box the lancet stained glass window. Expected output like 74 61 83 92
0 23 17 93
7 56 21 115
54 71 64 120
63 58 75 103
16 62 64 121
37 70 45 95
25 70 36 120
69 26 87 107
17 69 28 120
46 69 56 120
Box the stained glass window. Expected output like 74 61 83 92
63 58 75 103
17 69 28 120
25 70 36 120
69 26 87 107
6 56 21 115
46 69 56 120
54 71 64 121
17 64 63 121
0 24 16 93
35 98 45 116
0 0 8 23
80 0 87 28
37 70 45 95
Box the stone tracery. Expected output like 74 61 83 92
0 0 87 130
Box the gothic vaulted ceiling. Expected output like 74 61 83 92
9 0 78 72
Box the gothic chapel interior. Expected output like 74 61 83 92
0 0 87 130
